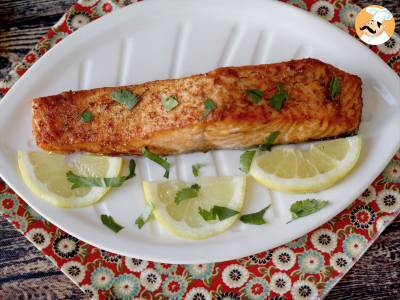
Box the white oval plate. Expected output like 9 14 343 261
0 0 399 264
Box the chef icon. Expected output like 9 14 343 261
356 6 394 45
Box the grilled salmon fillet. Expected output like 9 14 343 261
32 58 362 155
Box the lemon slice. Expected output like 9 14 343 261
249 136 362 193
18 151 123 208
142 176 246 240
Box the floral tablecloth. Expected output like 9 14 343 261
0 0 399 299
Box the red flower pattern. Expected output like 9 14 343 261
24 52 37 64
102 3 113 13
2 198 13 209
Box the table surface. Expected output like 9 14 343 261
0 0 399 299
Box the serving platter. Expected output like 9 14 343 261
0 0 399 264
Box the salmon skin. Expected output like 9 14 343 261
32 58 362 156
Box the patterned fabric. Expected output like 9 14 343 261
0 0 399 299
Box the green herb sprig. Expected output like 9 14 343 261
192 163 205 177
245 89 264 104
135 203 154 229
80 111 93 123
239 132 279 173
288 199 329 223
329 75 341 100
162 95 179 112
142 148 170 179
269 84 288 111
101 215 124 233
240 205 271 225
202 99 217 119
66 159 136 189
259 131 280 151
175 184 201 205
111 89 139 109
239 150 256 173
198 205 239 221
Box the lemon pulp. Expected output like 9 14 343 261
142 176 246 239
18 151 122 208
249 136 362 193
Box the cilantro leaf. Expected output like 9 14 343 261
111 89 139 109
198 205 239 221
80 111 93 123
198 207 215 221
245 89 264 104
134 217 145 230
288 199 329 223
259 131 280 151
135 203 153 229
240 205 270 225
175 184 201 205
101 214 124 233
329 75 341 100
202 98 217 119
208 206 239 221
162 95 179 112
192 163 205 177
269 84 288 111
142 148 170 178
66 159 136 189
239 150 256 173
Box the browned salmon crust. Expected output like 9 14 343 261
32 58 362 155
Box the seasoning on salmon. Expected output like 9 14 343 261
32 58 362 155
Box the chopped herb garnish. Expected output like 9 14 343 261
135 203 153 229
259 131 280 151
198 205 239 221
245 89 264 104
175 184 201 205
269 84 288 111
329 75 341 100
192 163 205 177
101 214 124 233
80 111 93 123
66 159 136 189
202 98 217 119
111 89 139 109
240 205 271 225
198 207 215 221
135 217 145 229
239 150 256 173
142 148 170 178
288 199 329 223
162 95 179 112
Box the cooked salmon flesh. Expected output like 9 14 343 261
32 58 362 155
